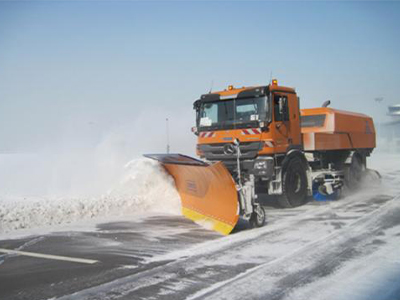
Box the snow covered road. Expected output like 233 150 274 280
0 152 400 300
1 193 399 300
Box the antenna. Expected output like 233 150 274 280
166 118 170 154
209 80 214 93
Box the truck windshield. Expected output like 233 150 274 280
198 96 269 130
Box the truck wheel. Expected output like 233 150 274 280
278 158 308 208
249 205 266 228
345 154 365 190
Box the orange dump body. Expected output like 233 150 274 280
301 107 376 151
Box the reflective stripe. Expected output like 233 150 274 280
241 128 261 135
200 132 215 138
182 207 236 236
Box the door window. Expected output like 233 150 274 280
273 94 289 122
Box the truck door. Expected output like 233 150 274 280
272 93 291 153
272 92 302 153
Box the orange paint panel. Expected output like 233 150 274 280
348 133 376 149
301 107 375 151
315 133 352 150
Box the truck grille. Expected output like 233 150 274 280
198 142 262 161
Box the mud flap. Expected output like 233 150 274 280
144 154 239 235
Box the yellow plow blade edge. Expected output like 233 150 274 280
144 154 239 235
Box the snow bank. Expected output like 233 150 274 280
0 158 180 234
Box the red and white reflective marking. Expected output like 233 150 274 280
200 131 216 138
264 140 275 147
241 128 261 135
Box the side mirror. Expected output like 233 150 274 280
191 126 199 136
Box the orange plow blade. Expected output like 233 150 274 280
144 154 239 235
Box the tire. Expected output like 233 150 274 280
249 205 266 228
345 154 365 190
278 158 308 208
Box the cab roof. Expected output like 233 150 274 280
194 84 296 107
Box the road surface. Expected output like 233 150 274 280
1 189 400 300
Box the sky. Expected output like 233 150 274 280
0 1 399 196
1 0 400 152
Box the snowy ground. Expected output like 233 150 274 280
0 158 181 235
0 151 400 300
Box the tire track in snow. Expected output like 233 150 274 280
188 195 400 300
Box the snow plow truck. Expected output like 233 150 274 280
146 79 376 235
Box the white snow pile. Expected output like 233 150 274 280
0 158 181 234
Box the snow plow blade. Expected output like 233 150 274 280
144 154 239 235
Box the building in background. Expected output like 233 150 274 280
381 104 400 151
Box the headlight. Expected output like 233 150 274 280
254 160 269 169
